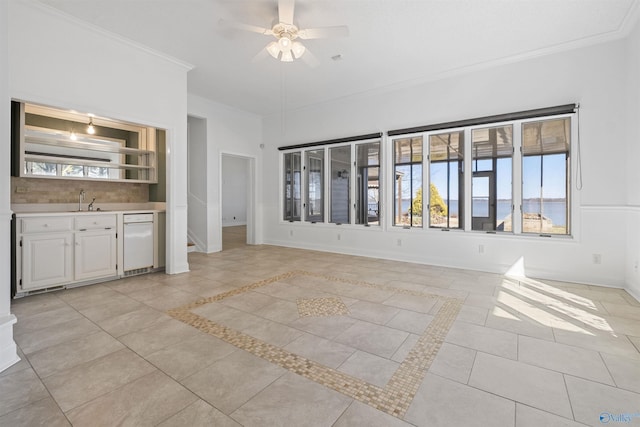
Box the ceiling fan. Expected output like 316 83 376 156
222 0 349 65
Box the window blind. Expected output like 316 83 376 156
387 104 577 137
278 132 382 151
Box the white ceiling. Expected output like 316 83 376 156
38 0 639 116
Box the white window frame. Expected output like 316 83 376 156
386 112 578 238
280 137 383 227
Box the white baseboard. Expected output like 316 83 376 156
625 284 640 303
222 221 247 227
0 314 19 374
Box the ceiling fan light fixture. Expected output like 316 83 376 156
291 41 305 59
266 41 280 59
278 34 292 49
281 50 294 62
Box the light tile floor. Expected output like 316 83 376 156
2 240 640 426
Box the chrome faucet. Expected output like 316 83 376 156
78 189 85 211
88 197 96 211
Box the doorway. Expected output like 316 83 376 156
472 171 496 231
220 154 255 250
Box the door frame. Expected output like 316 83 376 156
219 152 257 249
472 170 496 231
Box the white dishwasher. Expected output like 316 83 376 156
123 213 154 272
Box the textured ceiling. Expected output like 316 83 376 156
38 0 639 116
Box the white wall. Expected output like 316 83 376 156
0 0 19 373
187 94 262 251
625 17 640 300
8 1 191 275
222 156 248 226
262 37 633 288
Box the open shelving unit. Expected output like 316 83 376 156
15 102 158 183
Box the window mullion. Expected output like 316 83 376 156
512 122 523 234
463 127 472 232
384 134 393 231
422 134 428 228
324 147 329 223
301 150 307 222
350 143 356 225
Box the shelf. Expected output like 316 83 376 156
24 154 152 170
25 128 152 156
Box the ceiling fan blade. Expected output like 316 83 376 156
219 19 273 35
278 0 295 25
251 46 271 63
300 48 319 68
298 25 349 39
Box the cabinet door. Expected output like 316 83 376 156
74 230 117 281
22 233 73 290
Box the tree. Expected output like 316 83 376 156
409 184 448 218
429 184 448 217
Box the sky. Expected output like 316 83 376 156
400 153 567 202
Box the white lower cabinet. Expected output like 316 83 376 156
17 214 118 294
74 230 117 281
21 233 73 290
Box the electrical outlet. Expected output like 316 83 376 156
289 230 293 237
397 239 402 247
15 186 28 193
479 244 484 254
593 254 602 265
337 233 341 241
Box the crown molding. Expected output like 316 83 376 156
22 0 194 71
270 1 640 119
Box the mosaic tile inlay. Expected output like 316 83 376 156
167 270 462 418
297 296 349 317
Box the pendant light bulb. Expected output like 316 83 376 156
278 35 291 50
70 131 77 141
87 117 96 135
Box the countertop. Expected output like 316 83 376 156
12 203 166 217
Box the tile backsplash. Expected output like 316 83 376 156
11 177 149 204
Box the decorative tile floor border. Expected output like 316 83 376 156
297 296 350 317
167 270 462 418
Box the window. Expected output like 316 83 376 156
471 125 513 232
25 163 114 179
305 149 325 222
330 146 351 224
283 152 302 221
429 131 464 229
26 162 56 176
394 137 423 227
279 108 573 237
522 118 570 235
281 136 382 225
356 142 380 225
